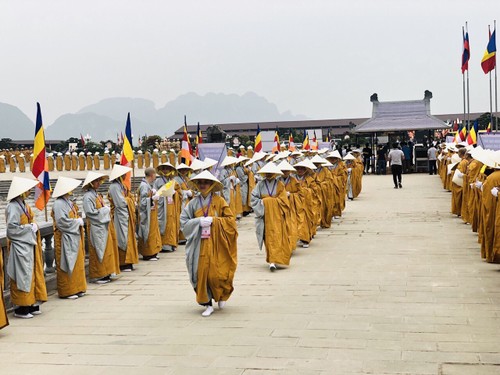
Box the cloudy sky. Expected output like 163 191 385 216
0 0 498 126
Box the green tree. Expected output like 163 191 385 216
142 135 161 151
0 138 13 149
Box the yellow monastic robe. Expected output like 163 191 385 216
87 193 120 280
0 158 5 173
103 154 111 169
93 155 100 170
9 204 48 307
137 186 162 257
137 154 144 169
296 174 316 243
161 182 182 248
283 176 304 250
352 160 363 198
110 189 140 267
9 156 16 172
144 152 151 168
315 166 335 228
451 159 467 216
468 161 484 233
152 153 159 168
52 203 87 298
182 195 238 304
0 250 7 328
480 170 500 260
64 154 71 170
47 156 54 171
169 152 176 166
86 155 93 170
17 155 26 172
79 155 86 170
55 155 63 171
245 169 255 212
71 155 78 170
161 153 168 163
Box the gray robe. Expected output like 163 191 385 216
236 165 248 207
252 160 265 181
174 175 192 210
180 194 216 292
154 176 170 236
137 180 153 241
250 180 278 251
6 200 37 292
53 198 82 276
218 167 232 203
108 181 129 251
82 189 111 263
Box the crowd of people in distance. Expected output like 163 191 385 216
1 144 365 327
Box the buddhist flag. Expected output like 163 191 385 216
487 122 492 133
120 112 134 189
288 132 296 151
311 130 318 150
32 103 51 210
481 28 496 74
80 133 86 148
460 124 467 141
302 129 310 150
462 28 470 74
272 131 280 154
181 124 193 165
195 122 202 157
254 125 262 152
467 120 479 145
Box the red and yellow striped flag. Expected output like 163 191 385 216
32 103 51 210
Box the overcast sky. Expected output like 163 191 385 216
0 0 499 126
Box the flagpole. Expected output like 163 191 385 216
495 20 498 132
462 25 467 134
44 191 48 221
466 22 471 131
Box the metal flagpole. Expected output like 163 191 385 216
466 22 471 131
488 25 494 132
494 20 498 132
462 26 467 133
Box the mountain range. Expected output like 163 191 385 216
0 92 308 141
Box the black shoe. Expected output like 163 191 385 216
399 183 402 188
394 186 398 189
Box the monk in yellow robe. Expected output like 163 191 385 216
144 150 152 168
278 160 303 251
52 177 87 299
326 151 347 215
86 153 93 170
293 161 317 247
0 155 6 173
180 170 238 317
103 151 111 169
6 177 48 318
137 151 144 169
47 153 54 171
71 152 78 170
137 168 162 260
93 152 100 170
82 172 120 284
451 150 467 216
251 163 292 271
161 151 168 163
152 150 160 168
108 165 139 271
64 152 71 170
311 156 335 228
154 163 182 252
175 164 195 243
481 162 500 262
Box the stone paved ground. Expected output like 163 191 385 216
1 173 499 375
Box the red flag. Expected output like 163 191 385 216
80 133 85 147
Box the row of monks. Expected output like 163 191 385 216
438 142 500 263
0 146 365 324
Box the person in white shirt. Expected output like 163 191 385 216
388 143 405 189
427 144 437 175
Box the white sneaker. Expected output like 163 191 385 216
302 243 309 248
269 263 277 272
14 313 33 319
201 306 214 317
95 279 111 284
65 295 79 300
77 292 86 298
218 300 226 309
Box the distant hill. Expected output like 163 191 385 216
0 102 35 139
3 93 308 141
46 92 307 140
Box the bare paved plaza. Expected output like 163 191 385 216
1 173 499 375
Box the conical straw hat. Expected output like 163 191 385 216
156 162 175 170
52 176 81 198
190 158 207 171
176 163 193 171
303 159 318 170
202 157 218 169
257 162 283 175
311 155 327 164
190 170 223 192
326 150 342 159
343 153 356 161
220 156 238 167
7 177 39 201
109 164 132 181
82 172 107 189
293 160 316 170
277 160 296 172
